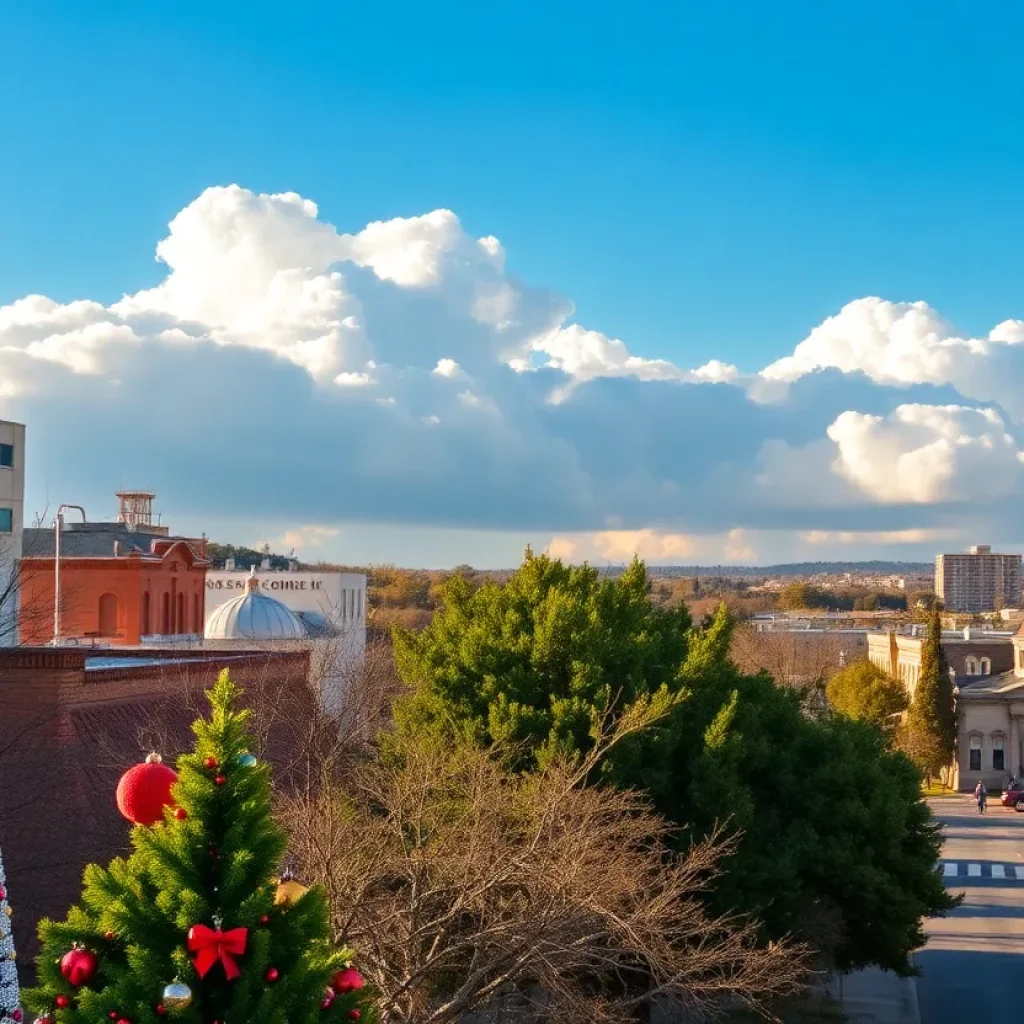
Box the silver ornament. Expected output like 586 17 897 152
162 980 193 1011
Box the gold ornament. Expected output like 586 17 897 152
274 878 308 906
162 980 193 1012
4 905 10 917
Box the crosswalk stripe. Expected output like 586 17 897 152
1015 866 1024 880
968 863 982 876
992 864 1006 879
944 862 958 876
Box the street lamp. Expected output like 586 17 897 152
53 504 86 645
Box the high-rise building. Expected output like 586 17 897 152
935 545 1022 613
0 419 25 646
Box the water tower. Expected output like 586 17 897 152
115 491 167 534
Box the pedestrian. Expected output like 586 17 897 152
975 780 988 814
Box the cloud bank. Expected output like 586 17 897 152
2 184 1022 563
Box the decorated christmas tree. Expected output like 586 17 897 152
24 672 371 1024
0 847 21 1024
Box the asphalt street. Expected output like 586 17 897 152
916 797 1024 1024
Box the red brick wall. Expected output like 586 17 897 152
0 646 311 976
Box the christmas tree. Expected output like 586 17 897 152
0 847 21 1024
24 672 371 1024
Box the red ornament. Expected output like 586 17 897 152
109 1013 118 1020
332 967 365 994
173 807 188 821
349 1012 361 1021
104 931 116 941
12 1010 22 1022
55 995 70 1008
117 1019 131 1024
187 923 248 980
203 756 218 769
0 884 5 899
61 947 98 987
214 775 227 786
265 966 280 983
116 754 177 826
155 1007 167 1017
259 914 270 926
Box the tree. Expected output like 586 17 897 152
904 609 957 784
826 660 909 732
0 846 19 1024
394 552 957 974
281 712 809 1024
24 673 372 1024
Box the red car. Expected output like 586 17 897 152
1000 786 1024 811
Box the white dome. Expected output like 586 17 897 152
205 575 307 641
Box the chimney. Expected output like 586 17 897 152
225 557 236 571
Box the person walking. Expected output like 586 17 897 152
975 780 988 814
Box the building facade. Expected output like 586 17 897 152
935 545 1022 613
0 420 25 646
20 495 210 646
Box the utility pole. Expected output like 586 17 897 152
53 504 86 645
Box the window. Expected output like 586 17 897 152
98 593 119 636
970 735 982 772
981 657 992 676
965 656 979 676
141 592 151 635
0 443 12 468
0 508 11 533
993 736 1005 772
194 593 201 633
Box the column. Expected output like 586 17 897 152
1012 716 1022 776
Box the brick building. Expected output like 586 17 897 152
19 492 209 646
0 645 313 975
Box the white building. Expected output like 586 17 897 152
204 566 367 716
0 420 25 646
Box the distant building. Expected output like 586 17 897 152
0 419 25 646
935 545 1022 613
20 491 210 646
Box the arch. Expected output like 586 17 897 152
98 593 119 636
193 592 201 633
965 656 979 676
980 657 992 676
162 593 171 635
141 591 151 636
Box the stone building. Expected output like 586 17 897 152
867 626 1024 790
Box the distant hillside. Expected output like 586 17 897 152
634 561 933 578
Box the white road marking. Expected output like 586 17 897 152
1015 866 1024 880
992 864 1006 879
944 862 958 877
968 863 982 877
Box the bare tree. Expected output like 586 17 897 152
730 625 847 700
281 708 809 1024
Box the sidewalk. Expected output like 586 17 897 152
819 968 921 1023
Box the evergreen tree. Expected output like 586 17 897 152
0 847 20 1024
24 673 372 1024
905 608 957 783
394 552 957 974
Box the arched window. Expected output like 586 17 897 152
965 656 979 676
98 593 119 636
993 734 1006 772
162 593 171 635
981 657 992 676
141 591 151 636
176 593 186 634
969 734 982 772
193 592 201 633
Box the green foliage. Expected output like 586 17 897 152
904 610 957 779
395 550 957 974
24 673 371 1024
826 661 909 731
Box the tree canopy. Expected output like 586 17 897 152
904 608 956 781
393 551 956 974
826 660 909 731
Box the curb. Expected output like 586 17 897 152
907 955 922 1024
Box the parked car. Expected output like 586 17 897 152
1000 785 1024 811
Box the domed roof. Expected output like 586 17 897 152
205 570 307 641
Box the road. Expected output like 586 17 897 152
917 797 1024 1024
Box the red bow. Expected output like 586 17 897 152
187 923 248 980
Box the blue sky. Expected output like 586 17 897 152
2 2 1024 566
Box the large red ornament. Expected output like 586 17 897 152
187 924 248 980
60 947 98 987
332 968 364 994
116 753 177 826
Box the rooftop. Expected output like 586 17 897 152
23 523 205 560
